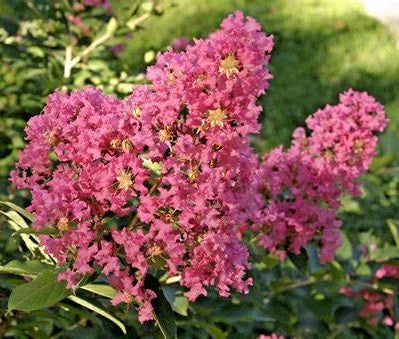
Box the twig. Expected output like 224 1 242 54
63 13 151 79
266 276 317 298
64 44 72 78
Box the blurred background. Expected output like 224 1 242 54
0 0 399 338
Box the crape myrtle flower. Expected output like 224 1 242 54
12 11 274 321
257 90 388 262
11 10 387 322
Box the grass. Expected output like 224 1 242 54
121 0 399 151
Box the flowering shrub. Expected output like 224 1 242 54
341 262 399 329
8 9 389 331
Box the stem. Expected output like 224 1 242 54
63 13 151 79
68 31 112 72
128 176 163 230
375 166 399 174
266 276 317 298
64 44 73 78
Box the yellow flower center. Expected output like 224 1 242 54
123 292 134 304
46 131 59 146
195 73 207 85
353 139 364 154
110 138 121 149
207 108 227 128
56 217 69 232
219 54 240 77
116 170 133 190
159 128 173 142
187 166 200 182
167 71 182 84
121 138 133 152
132 106 141 118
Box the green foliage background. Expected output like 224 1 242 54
0 0 399 338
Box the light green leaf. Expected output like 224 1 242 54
336 231 352 260
0 201 34 221
144 50 155 64
161 286 188 316
387 219 399 247
171 296 189 316
12 227 56 237
141 158 162 175
27 46 45 58
106 17 118 35
0 210 29 229
8 269 70 312
80 283 117 299
68 295 126 334
0 260 52 277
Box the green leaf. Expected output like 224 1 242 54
161 286 189 316
193 320 226 339
27 46 45 58
144 50 155 64
12 226 56 237
213 305 274 324
80 283 117 299
0 260 52 277
0 210 29 229
336 231 353 260
387 219 399 247
106 17 118 35
171 296 189 316
145 275 177 339
335 306 359 324
288 248 309 274
8 269 70 312
0 201 34 222
68 295 126 334
141 158 162 175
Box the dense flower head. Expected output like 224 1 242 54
256 90 388 262
11 10 387 323
11 11 273 321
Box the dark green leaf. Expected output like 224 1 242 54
145 274 177 339
288 248 309 274
8 269 70 312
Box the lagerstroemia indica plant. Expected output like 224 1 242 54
10 11 388 324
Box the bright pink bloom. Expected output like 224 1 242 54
11 11 387 323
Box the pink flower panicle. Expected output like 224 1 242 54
11 10 387 323
257 90 388 262
11 11 274 322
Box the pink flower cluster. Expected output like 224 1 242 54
341 264 399 329
11 11 387 322
256 90 387 262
